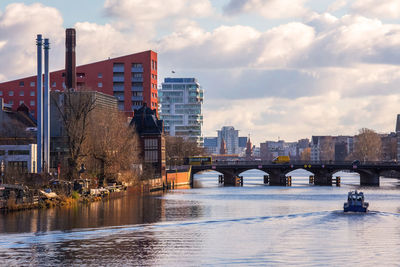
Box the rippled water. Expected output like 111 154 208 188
1 170 400 266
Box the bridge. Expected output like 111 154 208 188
190 161 400 186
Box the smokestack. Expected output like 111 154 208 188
43 38 50 173
65 28 76 90
36 34 43 173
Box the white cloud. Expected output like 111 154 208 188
224 0 309 19
352 0 400 19
0 3 64 81
327 0 348 13
103 0 213 35
74 22 153 65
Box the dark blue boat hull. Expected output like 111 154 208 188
344 205 368 212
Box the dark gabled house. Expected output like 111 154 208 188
130 104 166 184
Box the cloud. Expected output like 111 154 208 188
352 0 400 19
327 0 348 13
0 3 65 81
203 93 400 142
223 0 309 19
74 22 153 65
103 0 213 35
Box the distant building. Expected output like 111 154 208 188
381 132 397 161
159 78 204 145
130 104 166 183
311 136 353 162
204 137 217 154
0 144 37 173
217 126 239 154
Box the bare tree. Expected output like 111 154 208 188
84 110 140 185
165 136 206 166
352 128 382 162
52 89 96 180
319 136 334 161
300 147 311 161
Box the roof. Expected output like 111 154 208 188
130 104 163 135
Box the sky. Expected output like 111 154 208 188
1 0 400 145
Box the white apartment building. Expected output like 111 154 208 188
159 78 204 145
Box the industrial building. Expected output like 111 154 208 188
159 78 204 146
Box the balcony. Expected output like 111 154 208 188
113 66 124 73
131 86 143 91
132 96 143 101
113 85 124 92
131 67 143 72
113 76 125 82
132 77 143 82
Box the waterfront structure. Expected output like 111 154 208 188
0 144 37 173
158 78 203 145
130 104 166 184
396 114 400 162
0 31 158 118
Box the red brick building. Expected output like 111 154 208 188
0 50 158 117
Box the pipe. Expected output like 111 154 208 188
36 34 43 173
43 38 50 173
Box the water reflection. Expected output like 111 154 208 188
0 192 166 233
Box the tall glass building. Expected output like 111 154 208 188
159 78 204 146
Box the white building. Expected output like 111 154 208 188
0 144 37 173
159 78 204 145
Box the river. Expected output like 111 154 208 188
1 170 400 266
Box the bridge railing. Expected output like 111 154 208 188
207 160 398 166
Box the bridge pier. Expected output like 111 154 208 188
268 169 287 186
359 170 380 186
313 170 333 186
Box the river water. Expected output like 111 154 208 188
1 170 400 266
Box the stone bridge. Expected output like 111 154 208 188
190 161 400 186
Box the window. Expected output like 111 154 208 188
30 81 35 87
62 82 66 89
98 73 103 78
133 73 143 78
9 91 13 96
19 81 24 87
19 91 24 96
19 100 24 105
132 63 142 68
30 91 35 96
0 91 2 96
9 100 13 105
77 73 85 78
0 150 5 155
30 100 35 106
98 82 103 88
52 82 56 87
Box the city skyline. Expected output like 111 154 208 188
0 1 400 144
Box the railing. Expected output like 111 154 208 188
196 160 399 167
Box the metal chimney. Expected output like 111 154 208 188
65 28 76 90
43 38 50 173
36 34 43 173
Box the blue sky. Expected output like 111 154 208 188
1 0 400 144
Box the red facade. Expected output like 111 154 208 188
0 50 158 118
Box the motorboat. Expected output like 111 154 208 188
344 190 368 212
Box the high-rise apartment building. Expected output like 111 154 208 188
159 78 204 145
